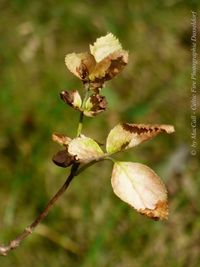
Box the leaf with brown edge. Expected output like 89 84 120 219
89 50 128 83
111 162 168 220
60 90 82 110
68 135 104 163
64 33 128 91
83 94 107 117
106 123 175 154
52 150 75 168
52 133 71 146
65 52 95 81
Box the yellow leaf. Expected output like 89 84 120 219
68 135 104 163
106 123 175 154
90 33 122 62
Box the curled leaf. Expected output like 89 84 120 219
52 133 71 146
83 94 107 117
65 52 95 81
111 162 168 220
106 123 175 154
65 33 128 90
60 90 82 110
89 50 128 83
52 149 75 168
68 135 104 163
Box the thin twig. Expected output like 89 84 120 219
0 163 79 256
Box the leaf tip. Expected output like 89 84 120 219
139 200 169 220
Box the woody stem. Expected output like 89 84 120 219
0 163 79 256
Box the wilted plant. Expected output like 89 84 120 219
0 33 174 256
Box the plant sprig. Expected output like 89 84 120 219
0 33 175 256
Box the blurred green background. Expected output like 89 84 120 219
0 0 200 266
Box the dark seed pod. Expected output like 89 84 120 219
52 149 75 168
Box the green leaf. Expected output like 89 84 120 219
68 135 104 163
106 123 175 154
111 161 168 220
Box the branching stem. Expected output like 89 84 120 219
0 81 106 256
0 85 91 256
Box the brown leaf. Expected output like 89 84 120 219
52 133 71 146
138 201 168 221
89 50 129 83
52 149 75 168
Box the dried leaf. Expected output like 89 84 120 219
60 90 82 110
111 162 168 220
83 94 107 117
90 33 122 63
89 50 128 83
52 150 75 168
52 133 71 146
65 52 95 81
106 123 175 154
64 33 128 90
68 135 104 163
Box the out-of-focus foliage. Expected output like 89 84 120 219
0 0 199 266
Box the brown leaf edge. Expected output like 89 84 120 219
138 200 168 221
84 94 107 117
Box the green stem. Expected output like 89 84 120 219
77 112 84 137
105 156 116 163
76 84 90 137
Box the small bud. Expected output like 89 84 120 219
84 94 107 117
60 90 82 110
